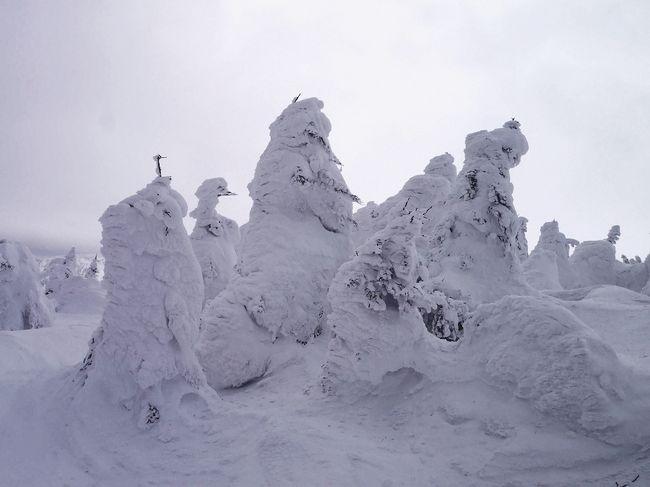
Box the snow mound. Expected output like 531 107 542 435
0 240 53 330
428 121 533 304
190 177 240 304
461 295 650 445
74 176 216 428
352 153 455 249
200 98 356 388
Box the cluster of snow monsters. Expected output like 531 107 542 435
26 96 642 444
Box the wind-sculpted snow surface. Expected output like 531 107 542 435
428 121 533 304
352 153 455 249
200 98 357 388
461 295 650 446
323 212 467 393
190 177 240 304
0 240 53 330
75 177 215 428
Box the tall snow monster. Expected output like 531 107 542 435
199 98 357 388
75 177 214 428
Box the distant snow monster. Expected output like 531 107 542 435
75 177 215 428
83 254 100 280
322 211 467 394
352 153 456 249
199 98 358 389
523 220 577 290
189 177 240 304
428 120 533 303
43 246 78 296
0 240 53 330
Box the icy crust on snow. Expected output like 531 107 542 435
428 121 533 304
200 98 356 388
352 153 455 250
461 295 650 445
76 177 214 427
0 240 53 330
323 212 467 393
190 177 240 304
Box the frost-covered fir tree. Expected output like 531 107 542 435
0 240 53 330
607 225 621 244
199 98 357 388
83 255 100 280
75 177 215 428
322 210 467 393
43 246 78 295
570 232 618 287
352 153 456 249
523 220 577 290
428 121 533 303
189 178 240 304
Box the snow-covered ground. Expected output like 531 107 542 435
1 283 649 486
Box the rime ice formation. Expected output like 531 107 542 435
352 153 456 249
323 211 467 393
461 295 650 446
515 216 529 261
607 225 621 244
199 98 357 388
75 177 214 428
43 246 78 295
523 220 578 290
0 240 53 330
189 178 240 304
428 121 533 304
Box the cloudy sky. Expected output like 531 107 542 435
2 0 649 258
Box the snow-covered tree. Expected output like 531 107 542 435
427 120 533 303
199 98 357 389
570 238 617 287
189 177 240 304
83 255 100 280
523 220 577 290
352 153 456 250
606 225 621 244
75 176 214 428
0 240 53 330
43 246 78 296
323 210 465 393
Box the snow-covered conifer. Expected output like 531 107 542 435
427 121 533 303
515 216 529 261
0 240 53 330
570 239 617 287
199 98 357 388
352 153 456 250
75 177 214 428
189 178 240 304
523 220 576 290
607 225 621 244
323 207 468 393
83 255 100 280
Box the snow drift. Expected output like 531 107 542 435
74 176 215 428
200 98 357 388
461 295 650 446
0 240 53 330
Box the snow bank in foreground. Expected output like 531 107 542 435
0 240 53 330
75 177 215 428
200 98 356 388
428 121 533 304
461 295 650 445
190 177 240 304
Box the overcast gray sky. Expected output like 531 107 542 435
2 0 649 258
